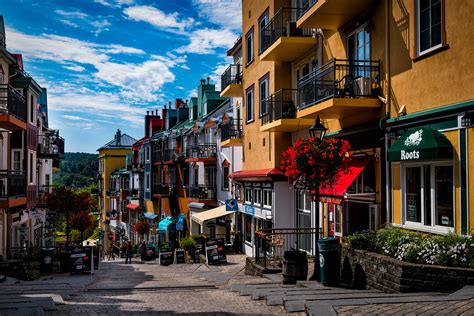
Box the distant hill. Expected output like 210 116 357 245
54 152 98 188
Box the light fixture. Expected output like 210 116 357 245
461 112 473 128
308 115 328 139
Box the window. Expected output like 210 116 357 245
403 163 454 230
246 86 254 123
222 164 229 190
254 188 262 206
30 95 34 124
145 174 150 190
258 10 269 53
297 190 312 253
29 152 34 183
417 0 443 55
12 149 22 171
244 187 253 204
347 161 375 194
263 189 272 208
348 23 371 77
145 147 150 161
245 29 254 65
259 74 269 118
334 205 343 236
244 214 252 243
193 165 199 186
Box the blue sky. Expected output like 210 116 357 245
0 0 241 153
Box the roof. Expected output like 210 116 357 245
230 168 286 182
97 133 137 150
226 36 242 56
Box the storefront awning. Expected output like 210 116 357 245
320 156 371 204
158 216 175 232
229 168 286 182
191 205 233 225
143 212 158 220
126 203 140 210
176 213 186 231
388 127 453 161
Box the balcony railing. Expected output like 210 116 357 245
156 148 177 162
38 130 65 158
261 89 298 125
186 144 217 159
187 184 216 200
221 64 242 92
0 170 26 198
153 183 174 196
297 0 318 19
298 59 380 110
221 119 243 142
37 185 55 205
261 8 314 54
0 84 27 122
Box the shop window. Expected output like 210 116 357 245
417 0 443 55
297 190 312 253
244 214 252 243
254 188 262 206
347 161 375 194
334 205 343 236
263 189 272 208
244 187 253 204
403 163 453 230
222 163 229 190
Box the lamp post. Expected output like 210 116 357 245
308 115 327 281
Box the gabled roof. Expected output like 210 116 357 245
97 133 137 150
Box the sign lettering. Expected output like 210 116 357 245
401 150 420 160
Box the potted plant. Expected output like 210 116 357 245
180 237 197 263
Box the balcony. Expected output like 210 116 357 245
120 189 129 200
260 89 314 133
37 185 55 206
260 8 317 62
153 183 174 197
0 170 26 205
0 84 27 129
221 119 243 147
297 0 376 30
297 59 382 120
185 144 217 162
187 184 216 201
37 130 65 159
155 148 177 164
220 64 242 98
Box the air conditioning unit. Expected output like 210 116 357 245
369 204 381 231
353 77 372 96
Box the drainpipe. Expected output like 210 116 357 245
316 29 323 67
385 0 392 225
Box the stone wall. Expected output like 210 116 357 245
341 245 474 293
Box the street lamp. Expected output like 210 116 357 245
308 115 327 282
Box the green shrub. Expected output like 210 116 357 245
191 235 203 245
346 230 378 252
180 237 197 251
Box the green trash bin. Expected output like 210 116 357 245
318 237 340 286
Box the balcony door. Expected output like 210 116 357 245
347 23 370 77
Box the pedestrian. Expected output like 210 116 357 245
125 241 133 264
140 240 147 262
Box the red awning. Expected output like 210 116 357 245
230 168 286 181
126 203 140 210
319 156 371 204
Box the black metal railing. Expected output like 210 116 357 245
221 64 242 92
297 0 318 19
221 119 243 142
153 183 174 196
186 144 217 159
255 227 322 272
7 246 63 262
37 185 55 205
261 89 298 125
261 8 314 54
0 84 27 121
187 184 217 200
37 130 65 158
298 59 380 111
0 170 26 198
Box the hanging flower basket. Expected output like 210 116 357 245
133 221 151 236
281 137 352 193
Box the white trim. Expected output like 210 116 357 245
466 129 470 235
416 0 443 56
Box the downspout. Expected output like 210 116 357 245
385 0 392 225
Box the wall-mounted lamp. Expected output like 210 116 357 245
461 112 473 128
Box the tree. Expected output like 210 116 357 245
70 210 94 243
133 221 150 237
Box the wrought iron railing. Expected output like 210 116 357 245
255 227 322 272
153 183 174 196
297 0 318 19
0 170 26 198
221 64 242 91
7 246 63 261
187 184 217 200
261 89 298 125
37 185 55 205
186 144 217 159
297 59 380 111
37 130 65 158
0 84 27 121
261 8 314 54
221 119 243 142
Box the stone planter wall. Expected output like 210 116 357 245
341 244 474 293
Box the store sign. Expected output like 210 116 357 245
401 150 420 160
244 205 255 216
205 238 227 265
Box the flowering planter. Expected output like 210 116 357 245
341 244 474 293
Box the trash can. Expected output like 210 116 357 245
282 250 308 284
318 237 340 286
40 248 55 274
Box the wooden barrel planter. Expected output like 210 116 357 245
282 250 308 284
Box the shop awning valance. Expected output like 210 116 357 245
176 213 186 231
126 203 140 210
158 216 175 232
191 205 233 225
388 127 453 161
143 212 158 220
229 168 286 182
319 156 371 205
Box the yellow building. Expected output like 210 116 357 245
97 129 136 249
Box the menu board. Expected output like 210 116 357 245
175 249 185 264
205 238 227 265
407 193 418 222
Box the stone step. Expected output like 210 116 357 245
252 287 380 301
0 306 44 316
239 283 294 296
0 289 74 300
0 298 55 311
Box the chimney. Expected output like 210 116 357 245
168 101 171 109
115 129 122 146
146 110 149 115
207 77 210 85
200 79 205 85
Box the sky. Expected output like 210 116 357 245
0 0 241 153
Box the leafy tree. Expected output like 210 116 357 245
70 210 94 243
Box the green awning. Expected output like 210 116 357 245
388 127 453 161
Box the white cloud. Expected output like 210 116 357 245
193 0 242 31
94 0 135 8
55 9 112 36
62 115 92 121
176 28 237 54
55 9 88 19
90 20 112 36
124 6 194 33
63 64 86 72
